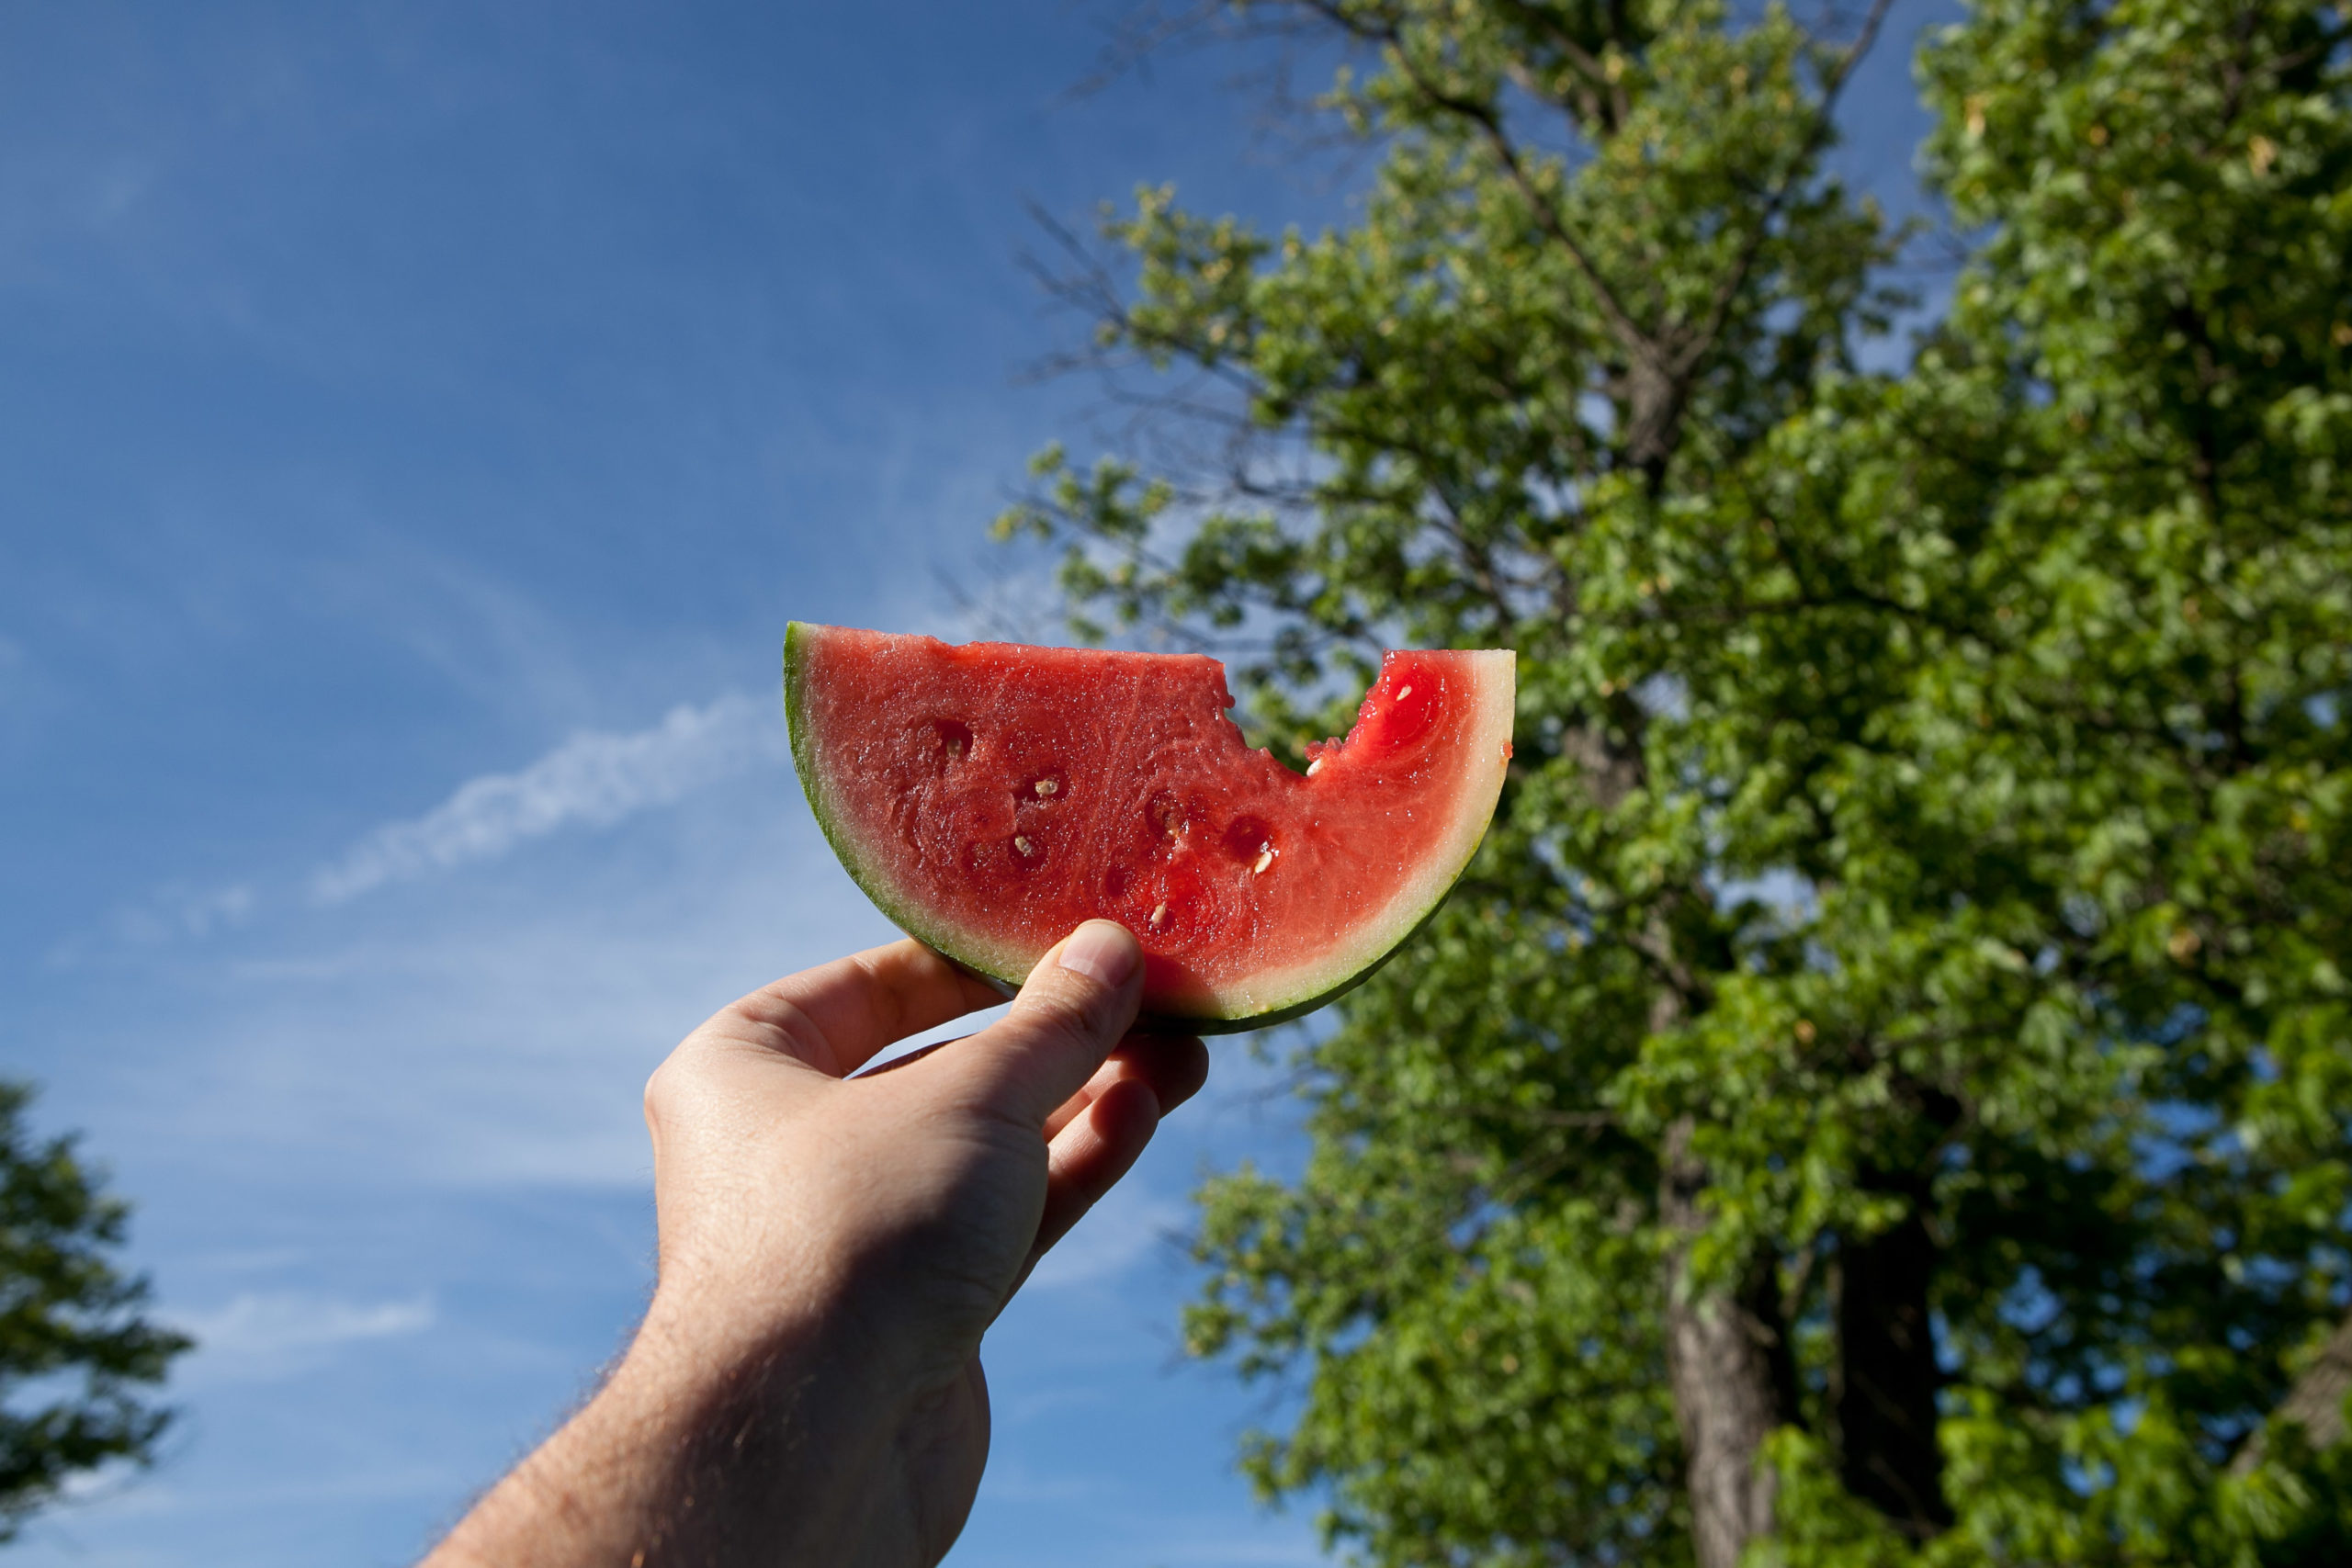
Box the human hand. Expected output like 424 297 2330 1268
424 920 1207 1568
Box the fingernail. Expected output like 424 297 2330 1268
1057 919 1138 988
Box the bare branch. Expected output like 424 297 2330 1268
1375 35 1660 358
1673 0 1900 378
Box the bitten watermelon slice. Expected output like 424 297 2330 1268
783 624 1515 1032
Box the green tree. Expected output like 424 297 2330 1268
0 1082 190 1539
999 0 2352 1562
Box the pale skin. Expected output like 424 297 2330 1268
423 919 1207 1568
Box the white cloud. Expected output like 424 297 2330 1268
176 1291 435 1353
312 693 786 902
1027 1182 1187 1292
46 880 260 968
97 792 901 1191
168 1292 435 1385
116 881 257 943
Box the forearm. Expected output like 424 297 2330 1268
425 1300 899 1568
424 1355 678 1568
425 927 1175 1568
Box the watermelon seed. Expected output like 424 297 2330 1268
1306 757 1325 777
1148 902 1169 929
933 720 974 763
1222 815 1272 863
1148 791 1188 842
1035 778 1059 797
1396 685 1413 702
1010 833 1045 868
1254 849 1275 874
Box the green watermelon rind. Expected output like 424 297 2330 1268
926 875 1464 1036
782 621 1511 1036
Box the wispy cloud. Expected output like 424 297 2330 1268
180 1290 435 1352
312 693 786 902
114 881 257 943
169 1292 435 1385
45 879 259 968
1027 1183 1186 1292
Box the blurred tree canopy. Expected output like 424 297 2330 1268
0 1083 189 1539
998 0 2352 1562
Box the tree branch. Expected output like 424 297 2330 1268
1318 4 1657 358
1673 0 1898 378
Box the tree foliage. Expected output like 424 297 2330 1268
0 1082 190 1539
1001 0 2352 1562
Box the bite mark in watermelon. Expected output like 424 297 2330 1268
783 624 1515 1032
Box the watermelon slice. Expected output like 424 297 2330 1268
783 624 1514 1032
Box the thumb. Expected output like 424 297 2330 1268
952 921 1145 1127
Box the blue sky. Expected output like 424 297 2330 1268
0 3 1949 1562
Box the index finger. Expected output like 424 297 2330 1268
717 938 1006 1077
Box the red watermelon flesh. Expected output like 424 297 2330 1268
784 623 1515 1032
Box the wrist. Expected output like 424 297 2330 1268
628 1240 881 1406
576 1277 907 1553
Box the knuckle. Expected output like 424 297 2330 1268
641 1046 700 1130
1024 983 1110 1054
641 1060 675 1129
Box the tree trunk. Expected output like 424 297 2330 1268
1623 349 1685 493
1662 1115 1790 1568
2234 1306 2352 1472
1830 1196 1951 1537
